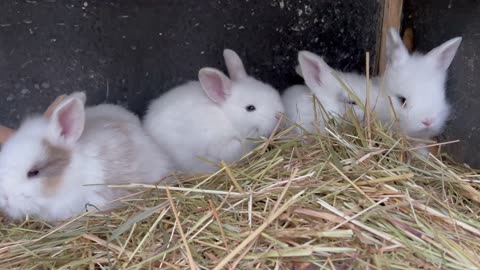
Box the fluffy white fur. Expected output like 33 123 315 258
144 49 284 173
284 28 462 143
382 28 462 139
0 92 173 221
283 51 377 134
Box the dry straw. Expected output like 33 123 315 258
1 67 480 270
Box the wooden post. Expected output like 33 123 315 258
402 27 414 53
378 0 404 75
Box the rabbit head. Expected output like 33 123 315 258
197 49 284 139
382 28 462 139
298 50 365 120
0 93 87 220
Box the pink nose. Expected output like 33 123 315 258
422 119 433 127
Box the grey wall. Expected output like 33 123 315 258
404 0 480 167
0 0 381 127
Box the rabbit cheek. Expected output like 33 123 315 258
42 176 65 197
40 140 71 197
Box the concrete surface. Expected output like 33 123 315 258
0 0 380 127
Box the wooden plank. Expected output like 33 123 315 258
402 27 414 53
378 0 404 74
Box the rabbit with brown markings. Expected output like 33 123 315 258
0 92 173 221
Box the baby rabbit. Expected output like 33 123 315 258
282 50 371 134
144 49 284 173
381 28 462 140
0 92 173 221
284 28 462 148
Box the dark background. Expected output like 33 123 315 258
0 0 380 125
404 0 480 167
1 0 477 167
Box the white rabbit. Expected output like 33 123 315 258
381 28 462 140
144 49 284 173
282 50 375 134
284 28 461 148
0 92 173 221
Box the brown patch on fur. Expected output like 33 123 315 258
99 122 138 184
40 140 71 196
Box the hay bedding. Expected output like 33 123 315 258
1 110 480 269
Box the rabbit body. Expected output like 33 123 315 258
284 29 461 144
0 93 173 221
144 49 284 173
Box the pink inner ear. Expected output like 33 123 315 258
199 69 232 104
207 73 226 102
301 56 323 87
59 106 75 137
55 99 84 143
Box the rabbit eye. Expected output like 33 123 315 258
245 105 256 112
27 169 40 178
347 100 357 105
396 95 407 107
338 94 357 106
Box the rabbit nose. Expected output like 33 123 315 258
422 119 433 127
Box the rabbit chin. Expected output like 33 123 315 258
0 195 38 220
404 125 443 140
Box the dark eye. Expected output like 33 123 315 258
397 95 407 107
347 100 357 105
27 169 40 178
245 105 256 112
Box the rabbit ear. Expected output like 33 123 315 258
49 93 86 145
386 27 409 66
198 68 232 104
0 94 71 144
44 95 68 118
295 65 303 77
298 51 333 90
426 37 462 70
223 49 248 81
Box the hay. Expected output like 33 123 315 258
1 57 479 269
1 113 479 270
